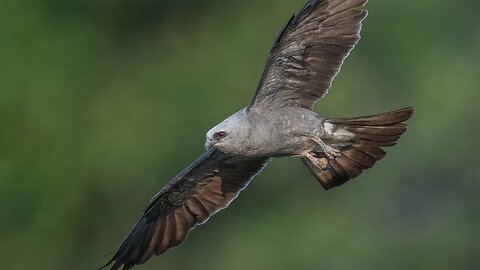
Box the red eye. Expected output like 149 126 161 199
214 131 226 139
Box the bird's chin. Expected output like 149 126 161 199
212 144 239 156
205 142 235 155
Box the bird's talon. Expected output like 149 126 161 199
318 158 330 170
323 145 341 159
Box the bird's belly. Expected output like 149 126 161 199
242 134 314 158
240 107 323 158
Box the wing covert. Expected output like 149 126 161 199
250 0 368 110
104 148 269 270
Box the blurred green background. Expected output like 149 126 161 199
1 0 479 269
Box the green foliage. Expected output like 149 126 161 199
1 0 479 269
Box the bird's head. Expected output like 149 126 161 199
205 128 228 150
205 109 251 154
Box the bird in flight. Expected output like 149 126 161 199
104 0 413 269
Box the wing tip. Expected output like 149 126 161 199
275 0 323 46
98 259 114 270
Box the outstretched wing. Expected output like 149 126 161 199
104 149 269 270
250 0 368 110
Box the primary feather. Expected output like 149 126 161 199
104 149 268 270
250 0 368 110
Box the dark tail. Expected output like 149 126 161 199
302 107 414 190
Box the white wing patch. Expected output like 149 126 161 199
324 123 335 135
323 122 355 141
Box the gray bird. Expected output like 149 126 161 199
104 0 413 269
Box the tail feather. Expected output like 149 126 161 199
302 107 414 190
328 108 413 126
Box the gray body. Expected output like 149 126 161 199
205 106 353 158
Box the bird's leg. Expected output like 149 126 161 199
312 138 341 160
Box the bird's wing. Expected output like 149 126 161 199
103 148 269 270
249 0 368 111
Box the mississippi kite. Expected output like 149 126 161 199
104 0 413 269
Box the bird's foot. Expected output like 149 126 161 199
315 139 341 160
305 152 330 170
322 145 341 159
315 157 330 170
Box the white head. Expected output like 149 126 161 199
205 109 251 155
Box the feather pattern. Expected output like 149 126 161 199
103 149 269 270
302 107 414 190
250 0 368 110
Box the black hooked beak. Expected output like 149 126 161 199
205 137 214 149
